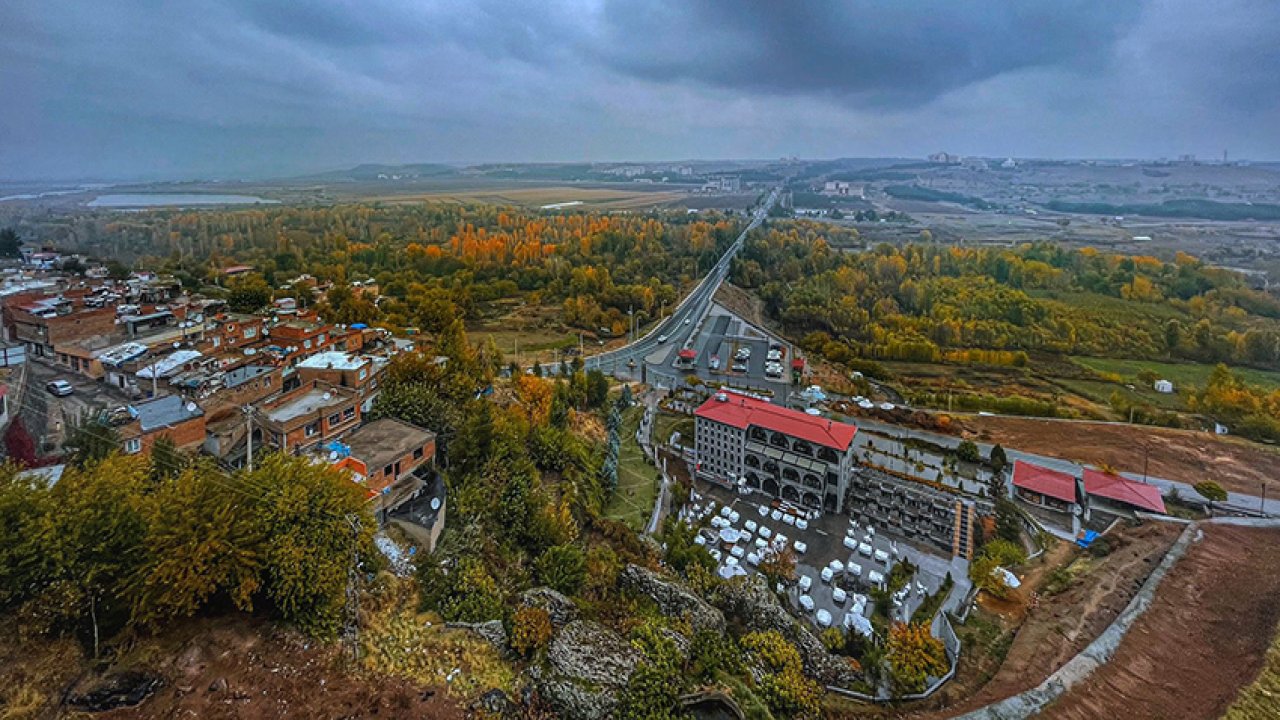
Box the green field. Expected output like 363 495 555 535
1072 356 1280 392
604 405 659 531
653 412 695 448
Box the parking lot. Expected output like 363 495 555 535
672 305 795 395
686 479 960 634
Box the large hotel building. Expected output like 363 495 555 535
694 390 858 513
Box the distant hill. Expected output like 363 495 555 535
299 163 458 182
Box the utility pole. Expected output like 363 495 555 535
1141 441 1150 483
242 405 254 472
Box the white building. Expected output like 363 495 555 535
1154 379 1174 394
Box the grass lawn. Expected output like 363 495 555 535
604 405 660 531
1071 356 1280 392
653 411 695 448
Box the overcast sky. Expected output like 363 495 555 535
3 0 1279 180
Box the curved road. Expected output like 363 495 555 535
585 187 780 381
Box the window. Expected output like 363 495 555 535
212 336 221 348
124 438 142 454
318 334 326 344
245 326 257 338
383 463 394 477
358 368 367 380
413 447 424 460
304 422 319 437
343 407 355 420
303 339 312 349
328 413 341 426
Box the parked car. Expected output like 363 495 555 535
46 380 74 397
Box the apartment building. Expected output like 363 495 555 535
694 390 858 513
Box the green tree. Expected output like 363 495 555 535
988 444 1008 474
1194 480 1227 504
225 274 272 313
0 228 22 257
149 435 187 482
585 369 610 408
66 414 121 468
535 544 587 595
955 440 980 463
887 622 948 695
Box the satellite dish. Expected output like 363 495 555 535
430 497 441 511
185 402 198 413
322 392 332 400
172 342 181 349
328 451 338 461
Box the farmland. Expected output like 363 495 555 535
1072 356 1280 393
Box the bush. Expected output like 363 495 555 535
955 440 981 463
534 544 587 595
1194 480 1228 503
887 622 948 696
509 606 552 658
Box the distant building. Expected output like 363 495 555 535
119 394 207 456
1153 379 1174 394
928 152 960 164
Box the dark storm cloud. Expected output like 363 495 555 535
1 0 1278 180
585 1 1143 107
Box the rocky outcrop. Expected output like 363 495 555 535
533 619 641 720
620 564 725 635
68 671 164 712
445 620 511 658
518 587 579 629
469 688 521 719
716 575 856 685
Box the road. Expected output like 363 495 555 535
585 187 781 383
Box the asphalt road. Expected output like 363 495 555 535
584 187 780 381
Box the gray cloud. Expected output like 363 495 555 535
0 0 1278 180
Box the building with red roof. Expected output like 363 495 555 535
1083 468 1167 514
1012 461 1080 510
694 390 857 513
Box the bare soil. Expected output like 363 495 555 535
961 415 1280 497
0 616 465 720
1040 524 1280 720
898 521 1182 719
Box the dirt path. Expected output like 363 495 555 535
902 521 1182 719
962 415 1280 496
1039 524 1280 720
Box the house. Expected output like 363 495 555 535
296 351 386 412
268 320 336 366
7 302 116 359
119 394 207 456
197 313 265 354
1153 379 1174 394
323 417 436 497
255 380 360 454
695 390 858 513
1082 468 1166 515
1012 460 1166 531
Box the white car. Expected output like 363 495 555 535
820 567 835 584
832 587 848 605
758 526 772 540
658 334 669 343
858 542 873 557
795 518 809 531
773 533 788 547
725 556 739 567
730 545 746 559
770 509 783 521
739 531 753 544
798 575 812 592
843 536 858 551
720 506 733 518
758 505 770 517
829 560 845 574
684 317 692 325
744 520 759 533
754 538 768 550
874 549 890 564
793 540 807 554
782 514 796 526
746 552 761 566
816 609 833 627
693 535 707 546
729 510 740 524
799 595 815 613
848 564 863 578
709 549 722 562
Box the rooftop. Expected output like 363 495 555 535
695 390 856 450
132 394 204 433
262 385 351 424
137 349 202 379
1012 460 1078 504
1083 469 1167 514
297 351 369 372
223 364 276 389
339 417 436 472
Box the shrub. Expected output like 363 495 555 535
1194 480 1228 503
955 440 981 463
509 606 552 658
886 622 948 696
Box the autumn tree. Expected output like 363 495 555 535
225 273 272 313
3 418 38 467
886 622 948 695
759 546 798 585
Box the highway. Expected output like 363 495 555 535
585 186 780 381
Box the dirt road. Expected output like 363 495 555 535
1039 523 1280 720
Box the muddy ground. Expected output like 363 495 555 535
1039 523 1280 720
0 616 465 720
961 415 1280 497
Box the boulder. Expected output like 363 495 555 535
535 619 641 720
620 564 725 635
446 620 511 658
716 575 856 685
469 688 521 719
518 587 579 629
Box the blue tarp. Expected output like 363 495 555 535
1076 530 1100 548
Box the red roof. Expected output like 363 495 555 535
695 391 856 450
678 348 697 359
1083 469 1167 514
1012 461 1077 503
